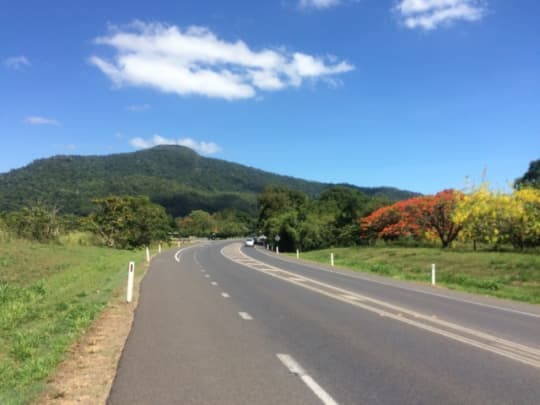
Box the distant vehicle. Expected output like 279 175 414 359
245 237 255 247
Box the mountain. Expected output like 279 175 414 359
0 145 419 217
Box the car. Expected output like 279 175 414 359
245 237 255 247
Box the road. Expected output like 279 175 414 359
108 241 540 404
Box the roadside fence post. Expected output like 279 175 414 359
127 261 135 303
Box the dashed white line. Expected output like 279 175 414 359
276 354 338 405
238 312 253 320
221 292 230 298
205 275 210 278
211 281 218 286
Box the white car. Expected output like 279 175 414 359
245 237 255 247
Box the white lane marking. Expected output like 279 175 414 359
174 248 185 263
211 281 218 286
223 243 540 369
201 269 206 273
205 275 210 278
222 292 230 298
252 248 540 319
174 244 201 263
238 312 253 320
277 354 338 405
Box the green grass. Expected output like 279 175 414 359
294 247 540 303
0 239 145 405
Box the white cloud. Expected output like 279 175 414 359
394 0 486 30
24 116 61 126
125 103 151 111
90 21 354 100
299 0 341 9
129 134 221 155
4 56 30 70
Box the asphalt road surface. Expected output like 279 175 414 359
108 241 540 404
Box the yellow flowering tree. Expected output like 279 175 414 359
453 185 540 250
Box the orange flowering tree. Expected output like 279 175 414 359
360 190 463 248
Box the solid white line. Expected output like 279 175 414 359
223 243 540 369
276 354 338 405
222 292 230 298
174 249 184 263
174 244 200 263
248 247 540 319
238 312 253 320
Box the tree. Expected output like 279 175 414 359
318 187 374 246
515 159 540 189
257 186 308 251
89 196 171 249
420 190 464 248
454 185 540 250
213 209 254 238
360 190 463 248
177 210 217 237
2 204 61 242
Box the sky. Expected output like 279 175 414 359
1 0 539 194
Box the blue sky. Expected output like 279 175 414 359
1 0 538 194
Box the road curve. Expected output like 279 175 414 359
108 241 540 404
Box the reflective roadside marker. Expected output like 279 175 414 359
127 261 135 303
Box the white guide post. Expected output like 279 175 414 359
331 253 334 267
158 243 162 253
432 263 436 286
296 249 299 259
146 246 150 263
127 261 135 303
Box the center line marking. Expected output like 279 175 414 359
276 354 338 405
222 292 230 298
221 243 540 370
238 312 253 320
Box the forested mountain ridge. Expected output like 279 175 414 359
0 145 418 217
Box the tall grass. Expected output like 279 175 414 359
0 239 144 405
296 246 540 303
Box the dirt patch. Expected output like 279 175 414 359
36 263 148 405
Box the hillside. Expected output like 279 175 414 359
0 146 418 217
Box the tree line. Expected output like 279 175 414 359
2 159 538 251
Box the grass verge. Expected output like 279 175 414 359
293 247 540 303
0 239 144 405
